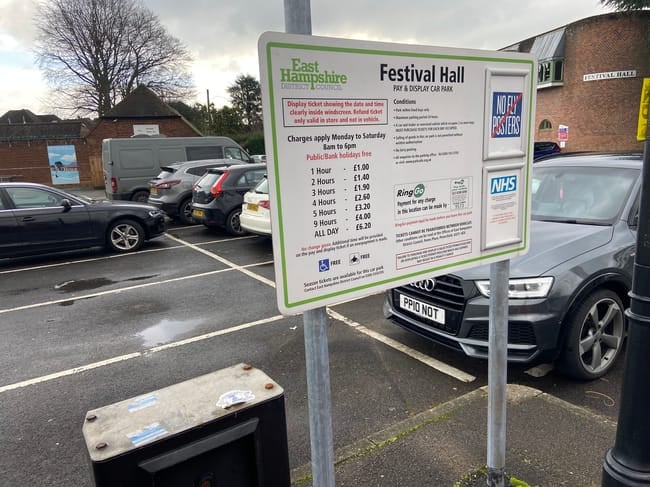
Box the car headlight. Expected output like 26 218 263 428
475 277 554 299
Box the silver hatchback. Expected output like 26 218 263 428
147 159 231 224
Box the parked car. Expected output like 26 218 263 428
147 159 231 224
191 163 267 235
240 175 271 237
533 141 561 160
384 152 642 380
103 136 253 202
250 154 267 163
0 182 166 257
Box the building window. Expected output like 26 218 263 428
553 61 563 82
537 59 564 88
539 119 552 130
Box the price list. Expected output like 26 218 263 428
352 162 372 231
309 159 374 237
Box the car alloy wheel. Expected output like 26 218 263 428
178 198 195 225
559 289 626 380
225 208 244 236
107 219 145 252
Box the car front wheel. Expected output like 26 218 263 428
558 289 626 380
107 219 145 252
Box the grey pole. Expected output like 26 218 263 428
284 0 311 35
487 259 510 487
283 2 336 486
303 307 336 487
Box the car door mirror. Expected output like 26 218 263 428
61 198 72 212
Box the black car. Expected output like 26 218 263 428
384 153 642 380
0 182 166 257
533 141 561 160
191 163 267 235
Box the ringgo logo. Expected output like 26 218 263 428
396 183 425 198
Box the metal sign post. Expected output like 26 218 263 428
284 2 336 486
487 260 509 487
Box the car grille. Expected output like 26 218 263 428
467 321 536 345
392 275 466 335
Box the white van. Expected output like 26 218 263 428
102 136 252 201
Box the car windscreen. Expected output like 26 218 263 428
531 165 638 223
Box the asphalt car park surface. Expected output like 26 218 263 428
0 221 626 486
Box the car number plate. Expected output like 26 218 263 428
192 209 204 218
398 293 445 324
247 203 259 212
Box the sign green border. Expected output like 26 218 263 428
262 38 536 311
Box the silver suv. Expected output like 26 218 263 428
147 159 231 224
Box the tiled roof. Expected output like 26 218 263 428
103 85 182 119
0 121 87 141
0 109 61 124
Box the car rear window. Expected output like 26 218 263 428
195 170 225 190
253 177 268 194
155 166 178 178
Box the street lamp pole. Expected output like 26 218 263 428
602 119 650 486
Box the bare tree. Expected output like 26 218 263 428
227 74 263 131
34 0 195 116
600 0 650 10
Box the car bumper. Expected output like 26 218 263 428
383 287 563 364
240 212 271 236
147 198 179 217
144 215 167 238
106 192 131 201
191 206 226 227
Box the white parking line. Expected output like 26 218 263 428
0 315 284 394
0 233 255 275
326 309 476 383
165 233 276 287
157 235 477 383
0 263 272 315
0 245 179 274
2 232 477 389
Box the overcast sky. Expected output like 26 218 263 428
0 0 611 117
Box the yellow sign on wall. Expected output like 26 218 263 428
637 78 650 141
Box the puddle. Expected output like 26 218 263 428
126 275 158 282
136 318 204 347
54 278 114 293
54 275 159 293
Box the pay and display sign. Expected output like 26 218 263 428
259 32 536 314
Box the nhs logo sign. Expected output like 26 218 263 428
490 175 517 194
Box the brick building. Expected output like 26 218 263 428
0 85 200 188
503 10 650 152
